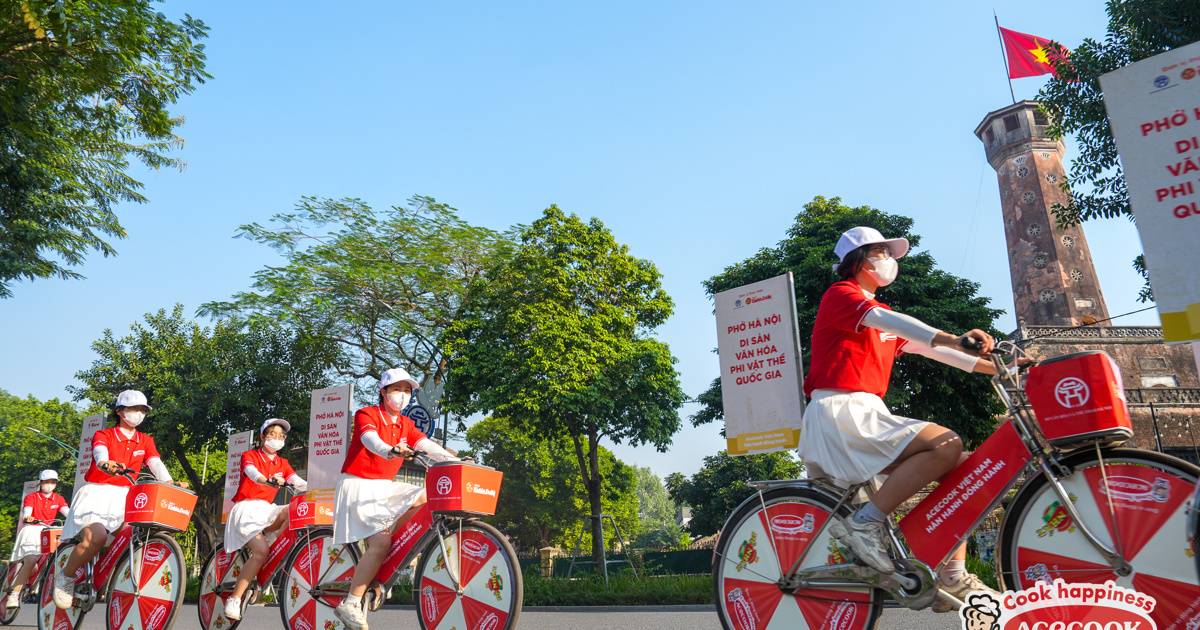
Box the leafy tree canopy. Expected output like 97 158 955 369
442 206 687 562
631 466 690 550
665 450 804 537
1039 0 1200 301
692 196 1006 449
0 0 211 297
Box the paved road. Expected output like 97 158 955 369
5 603 965 629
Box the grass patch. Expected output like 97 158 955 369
967 554 999 591
390 567 713 606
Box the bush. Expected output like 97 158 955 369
389 566 712 606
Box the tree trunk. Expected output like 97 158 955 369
587 430 604 567
171 443 218 562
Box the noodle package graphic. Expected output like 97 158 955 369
958 579 1158 630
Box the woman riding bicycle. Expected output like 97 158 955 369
6 469 68 607
331 368 458 630
52 390 187 610
222 418 307 621
801 226 1001 611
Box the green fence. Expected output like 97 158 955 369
539 549 713 577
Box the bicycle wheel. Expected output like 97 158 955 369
713 485 883 630
197 544 249 630
37 542 88 630
998 448 1200 628
278 528 357 630
103 533 186 630
414 520 522 630
0 562 20 625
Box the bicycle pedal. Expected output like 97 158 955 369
365 586 385 612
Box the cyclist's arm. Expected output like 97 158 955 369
244 462 268 484
861 308 938 346
58 505 69 517
20 506 32 522
903 341 982 372
146 457 173 483
285 474 307 492
360 431 397 458
414 438 458 462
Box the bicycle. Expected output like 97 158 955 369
0 519 63 625
279 454 523 630
36 467 197 630
197 484 322 630
711 341 1200 629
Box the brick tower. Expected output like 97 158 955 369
974 100 1110 327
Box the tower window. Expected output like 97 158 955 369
1070 269 1084 283
1139 357 1168 370
1027 223 1042 237
1033 111 1049 126
1021 191 1036 203
1003 115 1020 132
1039 152 1051 159
1061 235 1075 248
1006 217 1014 230
1074 297 1093 308
1141 375 1178 388
1045 173 1058 184
986 128 996 144
1016 166 1030 178
1014 155 1028 165
1039 289 1057 302
1033 254 1049 269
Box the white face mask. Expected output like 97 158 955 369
41 484 55 494
385 391 411 412
264 438 286 453
122 410 146 427
863 256 899 287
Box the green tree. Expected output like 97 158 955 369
0 1 211 297
0 391 102 554
692 196 1006 448
1038 0 1200 302
630 466 689 550
665 450 804 537
201 196 514 404
70 305 339 556
442 206 688 565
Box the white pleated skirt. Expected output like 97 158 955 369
9 525 45 561
332 474 425 545
224 499 286 552
61 483 129 540
798 389 929 488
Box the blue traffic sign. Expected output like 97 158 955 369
405 403 437 436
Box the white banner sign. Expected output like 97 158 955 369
714 272 806 455
16 480 38 532
307 385 353 517
1101 39 1200 343
71 413 107 498
222 431 254 524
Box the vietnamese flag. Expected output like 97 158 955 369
999 26 1065 78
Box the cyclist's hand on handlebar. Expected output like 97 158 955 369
956 330 994 356
391 444 415 459
98 460 120 475
22 517 36 524
173 480 190 490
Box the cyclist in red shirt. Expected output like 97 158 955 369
6 470 69 607
53 390 188 610
801 226 1001 612
221 418 307 620
331 368 458 630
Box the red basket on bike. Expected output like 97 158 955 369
426 461 503 517
288 495 332 528
124 482 198 532
1024 350 1132 449
39 528 61 554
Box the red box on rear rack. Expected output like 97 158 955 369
40 528 61 554
426 462 503 517
1024 350 1132 449
124 482 198 532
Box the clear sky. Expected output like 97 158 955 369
0 1 1149 481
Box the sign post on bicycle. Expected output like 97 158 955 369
307 384 352 523
714 272 806 455
70 413 105 500
222 431 253 524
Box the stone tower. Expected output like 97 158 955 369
974 100 1110 327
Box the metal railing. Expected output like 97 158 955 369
1017 325 1164 341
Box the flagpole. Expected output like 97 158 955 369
994 11 1016 103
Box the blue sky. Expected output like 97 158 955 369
0 1 1148 480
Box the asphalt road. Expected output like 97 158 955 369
4 603 967 629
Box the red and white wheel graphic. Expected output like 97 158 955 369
37 543 88 630
999 449 1200 630
197 545 246 630
104 535 186 630
713 487 882 630
278 531 357 630
414 521 522 630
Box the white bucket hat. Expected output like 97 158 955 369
380 368 419 391
115 390 152 410
260 418 291 434
39 470 58 482
833 226 910 265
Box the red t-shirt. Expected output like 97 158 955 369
84 427 161 487
23 491 68 525
804 279 908 399
341 405 427 480
232 449 297 503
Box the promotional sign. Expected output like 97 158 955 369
221 431 253 524
714 272 806 455
306 384 353 517
72 413 107 498
1100 39 1200 344
954 580 1157 630
16 480 38 532
405 403 436 438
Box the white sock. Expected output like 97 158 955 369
940 559 966 586
342 595 357 607
852 501 888 525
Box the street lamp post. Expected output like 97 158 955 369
26 428 78 460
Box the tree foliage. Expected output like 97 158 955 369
462 416 638 553
665 450 804 537
70 305 339 557
201 196 514 404
692 196 1006 448
631 466 689 550
442 206 687 563
0 0 211 297
1039 0 1200 302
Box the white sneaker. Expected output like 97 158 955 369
334 599 368 630
5 590 19 609
223 596 242 620
932 573 999 613
52 570 75 610
828 516 895 574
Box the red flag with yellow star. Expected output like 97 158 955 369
999 27 1064 78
